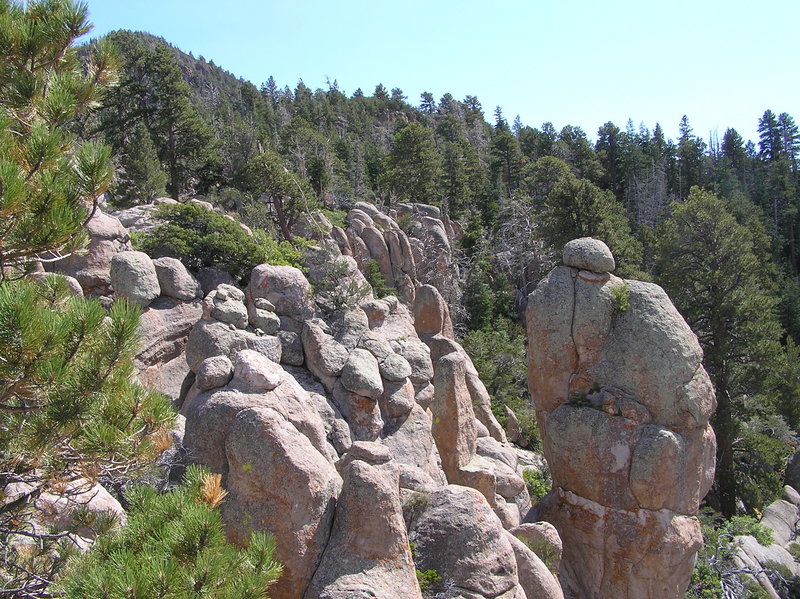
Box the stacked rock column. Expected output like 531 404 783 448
526 238 716 599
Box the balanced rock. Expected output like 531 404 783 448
526 240 716 599
562 237 615 273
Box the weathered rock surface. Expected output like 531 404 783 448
562 237 615 273
409 485 528 599
175 205 563 599
248 264 314 317
135 297 202 399
731 487 800 597
110 250 160 307
47 208 131 296
526 241 717 599
305 443 422 599
223 407 340 599
153 256 202 301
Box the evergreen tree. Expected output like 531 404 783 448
0 7 174 596
758 109 781 162
0 0 116 274
244 150 318 241
533 158 643 275
489 118 522 197
98 33 218 199
60 466 281 598
382 121 441 205
656 187 784 517
110 122 167 205
677 116 707 198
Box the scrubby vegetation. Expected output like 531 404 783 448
59 466 281 599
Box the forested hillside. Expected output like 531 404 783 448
75 30 800 525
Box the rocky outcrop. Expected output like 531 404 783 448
414 284 506 443
47 208 132 296
731 486 800 598
176 245 562 598
305 443 422 599
408 485 538 599
526 238 716 599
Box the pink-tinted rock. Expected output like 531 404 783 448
526 241 717 599
223 407 340 599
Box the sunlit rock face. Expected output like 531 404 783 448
526 238 716 599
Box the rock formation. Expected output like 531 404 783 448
526 238 717 599
63 200 570 599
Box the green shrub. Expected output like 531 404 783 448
364 258 395 298
523 467 552 504
59 465 282 598
134 203 276 281
321 208 347 229
686 509 775 599
416 569 442 595
611 282 630 313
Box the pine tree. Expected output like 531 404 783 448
59 466 282 598
244 150 318 241
0 0 116 274
382 121 442 205
110 122 167 205
0 4 174 595
656 187 784 517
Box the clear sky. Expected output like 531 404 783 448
80 0 799 145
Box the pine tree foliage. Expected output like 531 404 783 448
0 277 173 473
656 187 784 516
0 4 175 596
0 0 116 275
59 466 282 599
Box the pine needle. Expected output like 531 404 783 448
198 473 227 509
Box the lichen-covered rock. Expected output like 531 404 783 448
153 256 202 301
205 284 248 329
432 353 477 482
562 237 615 273
135 297 202 398
302 320 349 384
248 264 314 317
223 407 341 599
526 240 716 599
185 320 281 372
196 355 234 391
110 251 160 307
413 284 454 338
340 348 383 399
305 443 422 599
409 485 527 599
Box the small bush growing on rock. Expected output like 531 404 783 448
134 203 302 282
416 568 442 595
611 282 630 313
59 465 282 598
364 258 396 298
523 466 552 504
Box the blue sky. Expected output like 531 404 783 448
81 0 799 145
